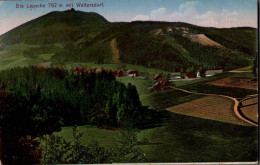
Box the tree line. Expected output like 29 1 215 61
0 66 156 131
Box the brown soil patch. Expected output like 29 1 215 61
240 97 258 123
110 39 121 63
208 77 258 90
185 34 224 48
240 104 258 123
167 96 250 126
242 97 258 106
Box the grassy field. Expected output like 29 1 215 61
230 72 254 79
143 89 204 110
235 66 252 71
37 53 54 61
53 125 119 149
0 44 53 70
48 113 257 162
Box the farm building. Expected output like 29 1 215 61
127 70 138 77
112 69 124 77
71 66 83 74
185 70 206 79
152 73 173 91
153 78 173 91
185 73 197 79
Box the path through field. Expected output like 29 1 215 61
167 88 258 126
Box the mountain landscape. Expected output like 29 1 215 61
0 9 258 164
0 9 257 71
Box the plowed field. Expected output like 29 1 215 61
208 77 258 90
167 96 250 126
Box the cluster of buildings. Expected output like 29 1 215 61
70 66 138 78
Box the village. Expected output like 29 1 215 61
68 65 222 92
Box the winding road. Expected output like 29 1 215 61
170 88 258 127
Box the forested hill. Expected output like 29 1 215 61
0 9 109 45
0 9 257 71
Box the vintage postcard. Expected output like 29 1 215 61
0 0 258 164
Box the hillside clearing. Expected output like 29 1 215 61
185 34 224 48
110 38 121 63
167 96 251 126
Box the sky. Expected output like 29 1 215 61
0 0 258 35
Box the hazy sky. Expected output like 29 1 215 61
0 0 258 35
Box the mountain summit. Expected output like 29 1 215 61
0 10 108 44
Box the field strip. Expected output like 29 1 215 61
208 77 258 90
170 88 258 127
228 70 252 73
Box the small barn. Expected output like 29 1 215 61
127 70 138 77
185 73 197 79
153 78 173 91
117 70 124 77
112 69 124 77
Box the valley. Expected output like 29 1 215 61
0 9 258 164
